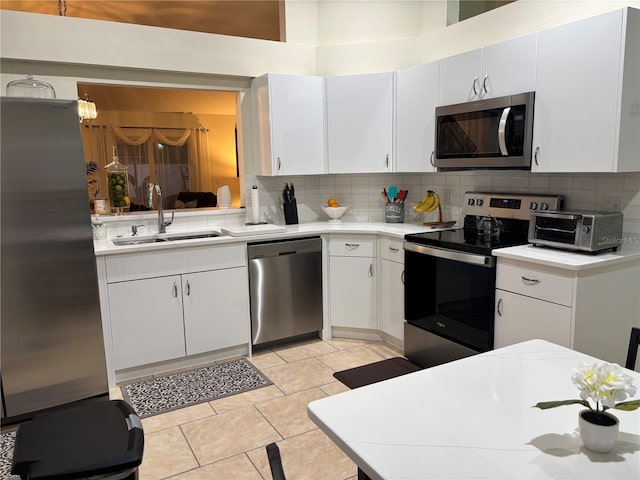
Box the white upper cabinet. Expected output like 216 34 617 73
532 8 640 173
252 74 326 175
438 49 482 106
326 72 394 174
396 61 439 172
438 33 537 106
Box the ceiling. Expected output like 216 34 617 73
78 83 238 116
0 0 284 41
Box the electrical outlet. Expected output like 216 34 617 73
602 194 622 212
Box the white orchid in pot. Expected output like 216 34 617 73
534 362 640 453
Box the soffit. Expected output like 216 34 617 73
78 84 238 116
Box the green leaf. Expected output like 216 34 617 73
533 399 590 410
612 399 640 411
86 160 98 176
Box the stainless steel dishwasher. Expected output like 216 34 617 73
248 237 323 347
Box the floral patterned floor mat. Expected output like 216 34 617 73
120 358 273 418
0 431 17 479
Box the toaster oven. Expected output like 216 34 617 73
528 211 623 253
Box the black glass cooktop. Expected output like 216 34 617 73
405 228 530 256
405 215 532 255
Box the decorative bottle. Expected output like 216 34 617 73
104 146 130 215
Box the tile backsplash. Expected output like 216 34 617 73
246 171 640 233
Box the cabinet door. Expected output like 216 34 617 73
269 74 326 175
183 268 250 356
326 73 393 173
329 256 377 329
252 74 325 176
494 289 572 349
481 33 537 98
108 276 185 370
380 259 404 341
438 49 482 106
532 10 623 172
396 61 439 172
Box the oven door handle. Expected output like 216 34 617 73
404 242 495 267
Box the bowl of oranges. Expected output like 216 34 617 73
322 199 348 223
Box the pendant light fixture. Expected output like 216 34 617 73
78 96 98 122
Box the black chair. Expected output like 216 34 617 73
12 399 144 480
625 327 640 370
266 442 286 480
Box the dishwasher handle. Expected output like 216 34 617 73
248 237 322 260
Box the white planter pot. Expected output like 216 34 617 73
578 409 619 453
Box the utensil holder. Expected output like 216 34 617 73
284 200 299 225
385 203 404 223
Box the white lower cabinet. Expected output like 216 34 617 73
379 237 405 344
495 259 574 351
105 245 250 371
380 259 404 343
328 236 377 330
109 275 186 370
183 268 249 356
494 256 640 366
494 289 572 349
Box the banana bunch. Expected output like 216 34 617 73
412 190 440 213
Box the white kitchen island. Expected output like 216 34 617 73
308 340 640 480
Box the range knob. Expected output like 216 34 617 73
529 201 538 210
582 225 591 234
540 202 549 210
467 198 475 206
476 199 484 206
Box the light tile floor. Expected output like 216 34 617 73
108 337 403 480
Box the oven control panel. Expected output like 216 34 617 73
462 192 563 219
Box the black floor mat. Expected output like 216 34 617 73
333 357 423 389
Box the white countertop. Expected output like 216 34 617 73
93 221 451 256
493 235 640 271
307 339 640 480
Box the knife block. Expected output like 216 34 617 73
283 200 299 225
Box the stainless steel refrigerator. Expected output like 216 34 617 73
1 97 109 423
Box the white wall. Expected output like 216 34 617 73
0 10 316 79
417 0 640 63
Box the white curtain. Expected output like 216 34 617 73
82 124 211 208
81 125 109 200
154 128 191 146
188 128 213 193
112 126 152 145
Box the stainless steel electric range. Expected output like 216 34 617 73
403 191 563 368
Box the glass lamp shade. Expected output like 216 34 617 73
78 99 98 121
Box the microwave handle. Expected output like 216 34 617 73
498 107 511 156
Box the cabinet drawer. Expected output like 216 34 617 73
379 237 404 263
328 235 376 257
106 244 246 282
496 260 574 306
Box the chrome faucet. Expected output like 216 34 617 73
148 183 174 233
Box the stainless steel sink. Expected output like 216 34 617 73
112 231 223 246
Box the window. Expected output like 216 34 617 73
79 83 241 211
447 1 516 26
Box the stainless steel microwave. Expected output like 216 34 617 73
434 92 534 170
